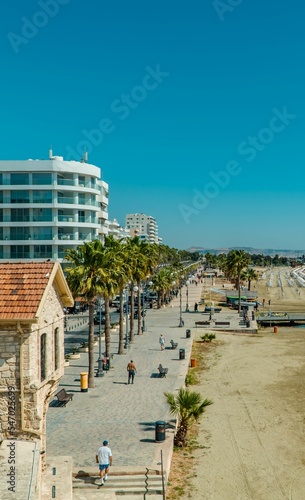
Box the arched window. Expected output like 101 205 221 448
40 333 47 381
54 328 59 371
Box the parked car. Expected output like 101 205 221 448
94 313 106 325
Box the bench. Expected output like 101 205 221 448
215 321 230 326
158 364 168 378
170 340 178 349
55 388 74 407
195 321 211 327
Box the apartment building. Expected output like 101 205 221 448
105 218 130 240
0 151 109 262
125 213 160 244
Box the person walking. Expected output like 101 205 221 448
159 334 165 350
194 302 198 312
96 440 112 486
127 360 137 384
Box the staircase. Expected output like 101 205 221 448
72 467 165 499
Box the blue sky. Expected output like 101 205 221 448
1 0 305 250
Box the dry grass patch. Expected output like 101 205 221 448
166 339 220 499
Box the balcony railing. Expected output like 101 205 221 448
57 197 76 205
57 179 76 186
58 215 75 222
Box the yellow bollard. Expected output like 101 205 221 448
80 372 88 392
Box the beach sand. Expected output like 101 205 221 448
180 267 305 500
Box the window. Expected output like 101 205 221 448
32 173 52 185
34 245 52 259
32 208 52 222
33 191 52 203
54 328 59 371
10 191 30 203
10 228 31 240
11 173 29 185
40 333 47 381
0 209 2 222
11 208 30 222
10 245 30 258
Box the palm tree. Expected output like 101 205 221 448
226 250 251 312
151 268 173 308
65 240 107 388
123 238 141 343
164 387 213 447
104 236 127 355
241 268 258 291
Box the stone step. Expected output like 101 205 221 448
73 468 164 497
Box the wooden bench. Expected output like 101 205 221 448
215 321 230 326
55 388 74 407
158 364 168 378
170 340 178 349
195 321 211 327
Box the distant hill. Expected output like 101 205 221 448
188 247 305 258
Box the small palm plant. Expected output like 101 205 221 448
164 387 213 447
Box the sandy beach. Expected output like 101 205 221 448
180 267 305 500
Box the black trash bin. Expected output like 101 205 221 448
179 348 185 360
102 357 110 371
186 329 191 338
252 311 255 320
155 420 166 442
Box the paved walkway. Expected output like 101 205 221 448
46 283 203 477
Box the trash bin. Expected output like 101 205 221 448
246 320 250 328
80 372 88 392
102 357 110 371
155 420 166 442
179 348 185 360
186 329 191 338
274 326 278 333
190 358 196 368
252 311 255 320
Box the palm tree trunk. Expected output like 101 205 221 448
130 283 135 343
118 288 125 354
238 274 241 312
157 291 161 309
104 296 111 358
137 280 142 335
88 302 95 388
174 419 188 447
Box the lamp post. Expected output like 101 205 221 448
124 287 129 349
96 298 104 377
185 280 190 312
142 284 146 332
176 278 183 327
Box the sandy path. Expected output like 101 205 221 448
182 267 305 500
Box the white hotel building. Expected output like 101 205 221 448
0 152 109 262
125 213 161 244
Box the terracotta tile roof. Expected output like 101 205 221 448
0 262 56 320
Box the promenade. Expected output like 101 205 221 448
45 282 203 496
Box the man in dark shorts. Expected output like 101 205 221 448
96 440 112 486
127 360 137 384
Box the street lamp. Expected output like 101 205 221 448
185 280 190 312
96 298 104 377
175 278 183 327
124 286 129 349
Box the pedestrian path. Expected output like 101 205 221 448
45 283 203 497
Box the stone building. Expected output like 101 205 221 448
0 262 73 498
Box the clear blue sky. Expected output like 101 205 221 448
1 1 305 250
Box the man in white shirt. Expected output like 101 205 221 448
96 440 112 486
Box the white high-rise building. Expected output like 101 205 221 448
125 213 160 244
0 151 109 262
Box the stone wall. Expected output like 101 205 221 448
0 283 65 450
